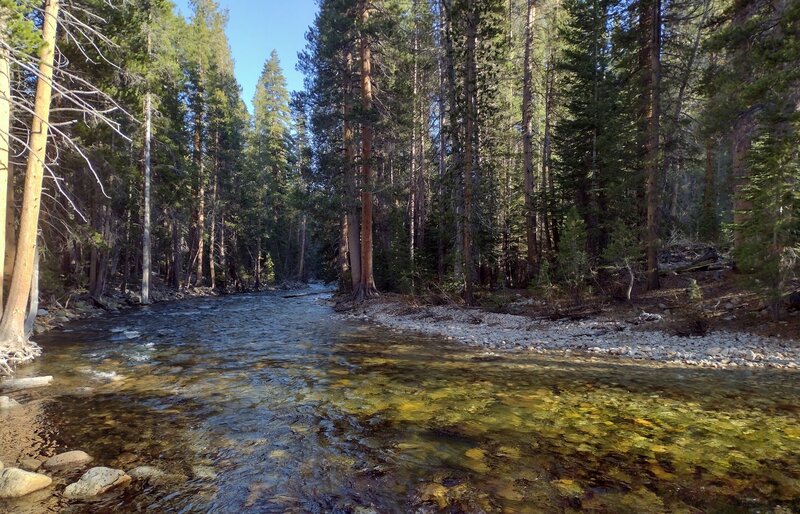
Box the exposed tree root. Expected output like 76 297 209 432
353 284 379 304
0 341 41 377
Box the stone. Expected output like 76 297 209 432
36 308 48 316
0 396 20 410
0 468 52 498
128 466 165 481
724 302 735 311
42 450 93 471
0 376 52 392
18 458 42 472
63 467 131 499
0 461 3 469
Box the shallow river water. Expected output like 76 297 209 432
1 286 799 513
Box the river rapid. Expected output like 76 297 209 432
1 285 799 513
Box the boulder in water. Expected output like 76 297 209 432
0 468 52 498
63 467 131 499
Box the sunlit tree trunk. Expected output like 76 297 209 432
296 213 306 280
142 89 153 303
23 240 38 337
338 214 349 286
642 0 662 290
462 0 477 305
0 12 10 311
209 172 218 289
522 0 538 280
343 49 361 290
0 0 59 346
355 0 378 301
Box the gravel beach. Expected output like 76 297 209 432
340 298 800 370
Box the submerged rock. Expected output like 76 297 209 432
127 466 166 481
191 465 217 480
43 450 93 471
0 376 53 392
0 468 52 498
63 467 131 499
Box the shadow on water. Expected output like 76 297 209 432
1 285 799 513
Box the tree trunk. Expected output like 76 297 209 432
192 89 205 287
355 0 378 301
441 0 462 277
24 241 38 337
642 0 662 290
0 12 10 312
296 214 306 280
541 51 555 255
522 0 538 280
338 214 349 286
0 0 59 347
462 0 477 306
343 49 361 290
4 162 14 297
209 171 218 289
142 90 152 303
700 137 717 240
171 213 181 289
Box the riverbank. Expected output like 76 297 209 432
336 294 800 370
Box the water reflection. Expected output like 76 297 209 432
1 287 798 513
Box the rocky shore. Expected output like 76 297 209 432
341 296 800 370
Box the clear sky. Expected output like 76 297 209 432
175 0 319 112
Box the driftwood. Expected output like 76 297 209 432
0 375 52 392
670 247 728 274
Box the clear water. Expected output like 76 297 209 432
1 286 799 513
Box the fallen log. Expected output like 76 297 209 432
0 376 53 392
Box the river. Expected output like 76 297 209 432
1 285 799 513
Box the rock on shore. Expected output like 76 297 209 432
0 468 52 498
344 299 800 370
42 450 93 471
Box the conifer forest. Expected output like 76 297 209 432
0 0 799 511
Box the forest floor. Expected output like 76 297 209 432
336 262 800 370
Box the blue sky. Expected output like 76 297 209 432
175 0 319 112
